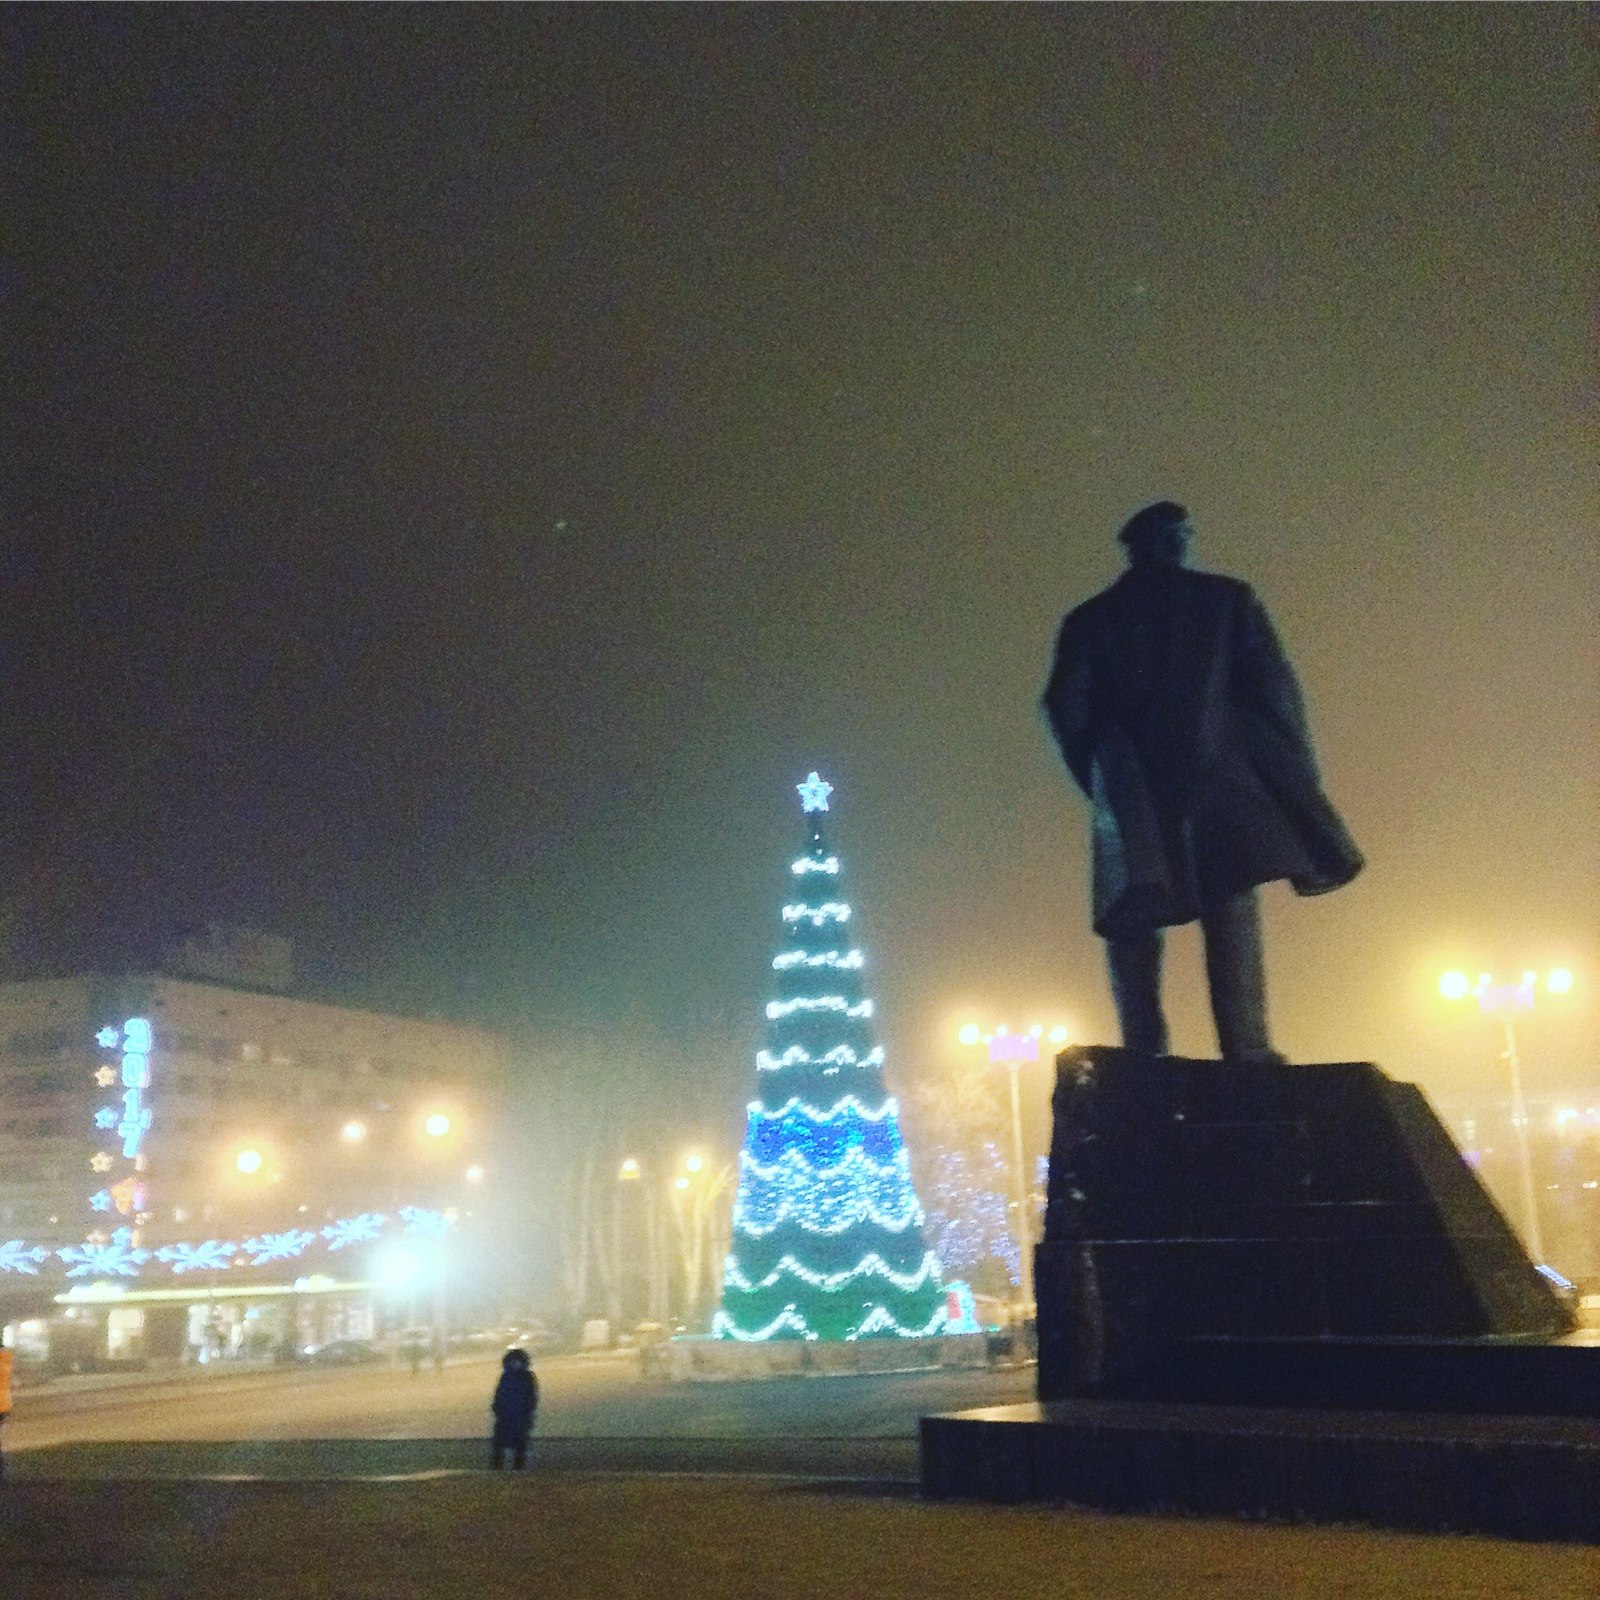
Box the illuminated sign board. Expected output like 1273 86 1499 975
89 1016 152 1226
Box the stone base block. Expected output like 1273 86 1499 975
920 1399 1600 1541
642 1332 989 1382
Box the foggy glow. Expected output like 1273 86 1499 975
379 1246 421 1287
1547 968 1574 995
423 1113 451 1138
1438 970 1471 1001
234 1148 264 1175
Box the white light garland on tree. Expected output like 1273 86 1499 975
764 995 874 1020
771 948 863 971
756 1044 885 1072
781 902 852 926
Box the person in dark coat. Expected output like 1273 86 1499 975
490 1347 538 1470
1041 501 1362 1061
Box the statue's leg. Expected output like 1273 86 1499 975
1106 930 1169 1054
1201 889 1283 1062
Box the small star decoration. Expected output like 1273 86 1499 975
90 1152 113 1173
796 772 833 813
96 1026 120 1049
94 1065 117 1088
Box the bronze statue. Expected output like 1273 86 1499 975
1042 501 1362 1061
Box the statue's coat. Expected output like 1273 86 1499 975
1043 565 1362 938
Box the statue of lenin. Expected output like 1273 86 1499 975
1041 502 1363 1062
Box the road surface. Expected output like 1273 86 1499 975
5 1349 1035 1479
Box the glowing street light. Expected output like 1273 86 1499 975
617 1156 641 1182
423 1113 452 1140
1439 967 1578 1264
340 1119 368 1144
234 1147 264 1177
464 1164 486 1185
955 1016 1075 1347
669 1152 734 1331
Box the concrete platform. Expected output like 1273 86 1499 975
920 1398 1600 1542
642 1332 990 1381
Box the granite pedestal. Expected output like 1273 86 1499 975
920 1048 1597 1539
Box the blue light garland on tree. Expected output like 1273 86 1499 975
714 773 948 1341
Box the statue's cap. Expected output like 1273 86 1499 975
1117 501 1190 547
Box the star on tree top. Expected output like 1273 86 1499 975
796 772 834 813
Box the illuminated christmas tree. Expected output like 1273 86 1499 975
713 773 948 1341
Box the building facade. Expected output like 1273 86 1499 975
0 974 508 1368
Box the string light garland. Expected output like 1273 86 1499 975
0 1208 458 1280
764 995 874 1020
757 1044 884 1071
722 1248 941 1294
791 856 840 876
771 949 863 971
782 902 852 926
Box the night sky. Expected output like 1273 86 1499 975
5 7 1594 1124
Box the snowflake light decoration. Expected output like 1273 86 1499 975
242 1229 317 1266
155 1239 238 1275
0 1239 51 1274
59 1237 149 1278
398 1206 449 1237
322 1212 385 1251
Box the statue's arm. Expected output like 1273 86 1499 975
1041 613 1095 796
1235 591 1319 763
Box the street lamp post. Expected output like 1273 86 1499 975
957 1020 1071 1356
670 1152 733 1333
1439 968 1574 1265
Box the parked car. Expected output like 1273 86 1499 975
505 1317 552 1352
302 1338 386 1366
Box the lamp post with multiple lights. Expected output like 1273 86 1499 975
1438 966 1575 1265
955 1020 1071 1348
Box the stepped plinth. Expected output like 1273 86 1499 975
921 1048 1597 1541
